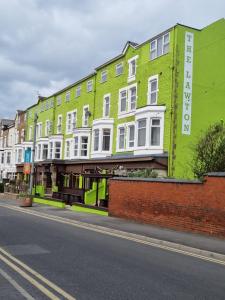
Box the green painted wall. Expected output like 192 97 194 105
171 19 225 178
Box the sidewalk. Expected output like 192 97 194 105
1 198 225 257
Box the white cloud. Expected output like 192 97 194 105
0 0 224 117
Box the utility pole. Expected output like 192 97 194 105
29 112 38 194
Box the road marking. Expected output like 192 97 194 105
1 203 225 267
0 247 76 300
0 253 61 300
0 268 35 300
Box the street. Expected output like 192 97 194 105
0 200 225 299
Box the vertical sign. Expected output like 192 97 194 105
182 31 194 135
23 148 31 175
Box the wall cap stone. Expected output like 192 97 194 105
110 177 202 184
207 172 225 177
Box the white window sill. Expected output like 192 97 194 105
118 111 135 119
127 75 135 83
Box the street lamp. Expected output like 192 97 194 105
29 112 38 194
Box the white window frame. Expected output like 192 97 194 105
150 32 170 60
147 75 159 105
65 91 71 102
75 85 81 97
64 139 72 159
45 120 50 136
66 110 76 134
115 62 123 76
82 105 89 127
101 70 107 83
128 55 138 83
116 121 135 152
118 83 137 118
127 123 135 150
150 118 162 148
103 93 111 118
87 80 93 92
57 115 62 134
117 125 126 152
57 95 62 106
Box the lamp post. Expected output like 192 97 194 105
29 112 38 194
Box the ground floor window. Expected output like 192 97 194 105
137 119 146 147
42 144 48 160
81 137 88 157
102 129 110 151
150 118 161 146
55 142 61 159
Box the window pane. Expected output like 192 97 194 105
130 87 136 110
74 137 78 156
120 90 127 112
119 127 125 149
104 97 110 117
138 119 146 147
94 129 99 151
151 127 160 146
102 129 110 151
157 36 163 57
129 125 135 148
81 136 88 156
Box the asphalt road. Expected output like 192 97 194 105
0 204 225 299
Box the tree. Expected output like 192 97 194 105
192 121 225 178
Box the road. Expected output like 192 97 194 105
0 201 225 299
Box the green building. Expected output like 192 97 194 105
16 19 225 203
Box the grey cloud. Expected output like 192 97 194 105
0 0 225 118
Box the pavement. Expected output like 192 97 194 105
0 197 225 299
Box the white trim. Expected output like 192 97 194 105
57 114 62 134
127 55 139 83
82 105 89 127
118 83 137 118
73 128 91 159
64 138 73 159
116 121 135 152
66 110 77 134
147 74 159 105
103 93 111 118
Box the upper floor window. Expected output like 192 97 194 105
116 62 123 76
82 106 89 127
87 80 93 92
29 126 33 141
74 137 78 157
118 126 125 150
128 124 135 148
42 144 48 160
46 100 49 110
57 95 62 106
93 129 99 152
65 140 71 159
128 56 138 82
137 119 146 147
102 129 110 151
150 32 170 60
36 123 42 139
65 91 70 102
148 75 158 105
57 115 62 134
81 136 88 157
119 84 137 115
6 152 11 164
76 86 81 97
45 120 50 136
150 119 161 146
101 70 107 83
66 111 77 134
55 141 61 159
103 94 110 118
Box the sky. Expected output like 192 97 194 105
0 0 224 118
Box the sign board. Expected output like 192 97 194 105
24 148 31 163
182 31 194 135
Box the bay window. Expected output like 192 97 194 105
128 125 135 148
81 137 88 157
102 129 110 151
55 142 61 159
137 119 146 147
93 129 99 151
74 137 78 157
42 144 48 160
150 119 161 146
118 127 125 150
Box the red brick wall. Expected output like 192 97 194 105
108 175 225 237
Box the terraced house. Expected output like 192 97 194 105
13 18 225 203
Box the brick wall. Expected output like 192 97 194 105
108 173 225 237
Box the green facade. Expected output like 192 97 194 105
23 19 225 179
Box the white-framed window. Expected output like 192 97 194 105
65 140 71 159
6 151 11 164
102 129 110 151
119 89 127 113
42 144 48 160
118 83 137 116
37 144 41 160
54 141 61 159
101 70 107 83
116 62 123 76
137 119 147 147
148 75 158 105
74 137 78 157
71 111 77 130
118 126 125 150
65 91 70 102
57 95 62 106
93 129 99 152
128 124 135 148
150 32 170 60
75 86 81 97
66 113 72 134
36 123 42 139
81 136 88 157
45 120 50 136
128 56 138 82
103 94 110 118
49 142 53 159
150 118 161 146
129 86 136 111
82 106 89 127
87 80 93 92
57 115 62 134
17 148 23 163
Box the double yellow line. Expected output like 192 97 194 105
0 245 76 299
1 203 225 268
